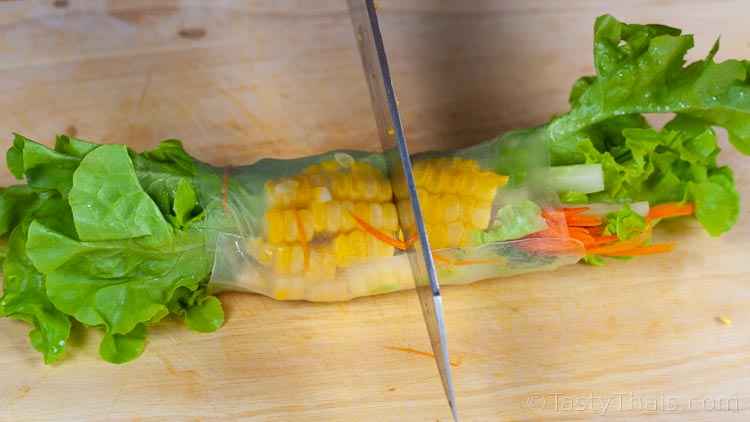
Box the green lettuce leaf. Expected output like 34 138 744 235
99 324 147 364
576 119 738 235
476 200 548 243
544 15 747 235
548 15 750 153
1 137 226 364
0 195 71 364
185 296 225 333
604 205 647 240
68 144 171 243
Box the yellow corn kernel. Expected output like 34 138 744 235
469 205 492 230
311 186 332 203
382 202 398 231
368 202 383 228
435 166 455 195
352 201 370 222
273 245 292 275
266 178 312 208
308 172 328 187
377 177 393 202
443 194 461 222
340 201 356 231
421 191 441 224
332 229 395 268
311 201 327 233
331 172 353 199
282 209 298 243
446 221 465 246
320 159 340 172
265 209 316 243
334 233 351 267
460 197 476 226
296 209 314 241
289 245 305 274
456 171 474 195
413 161 428 186
349 229 367 263
325 201 343 233
351 172 379 201
265 209 285 244
429 223 448 249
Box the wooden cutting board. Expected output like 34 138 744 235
1 1 749 421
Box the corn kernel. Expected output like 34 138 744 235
265 209 285 244
470 206 492 230
289 245 305 274
274 245 291 275
297 209 314 241
382 202 398 231
443 194 460 222
282 209 297 242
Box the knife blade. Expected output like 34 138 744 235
347 1 458 420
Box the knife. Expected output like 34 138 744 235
347 1 458 420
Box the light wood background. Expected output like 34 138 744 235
1 1 749 421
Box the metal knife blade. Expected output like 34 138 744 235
347 1 458 419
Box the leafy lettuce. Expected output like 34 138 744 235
1 135 228 363
547 15 749 235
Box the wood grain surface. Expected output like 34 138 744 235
1 1 749 421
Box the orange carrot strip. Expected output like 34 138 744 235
294 209 310 271
647 202 695 223
601 242 675 257
562 207 590 216
587 226 652 255
566 213 603 227
587 225 605 236
590 234 618 246
568 227 596 247
350 211 409 250
539 209 569 237
524 238 587 254
433 254 453 264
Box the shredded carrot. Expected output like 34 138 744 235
350 211 410 250
294 209 310 271
562 207 590 216
568 227 596 247
222 167 231 213
519 236 587 254
602 242 675 257
538 209 569 237
587 226 653 255
591 234 618 246
587 225 605 236
565 213 603 227
647 202 694 223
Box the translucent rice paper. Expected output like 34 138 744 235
210 133 585 302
